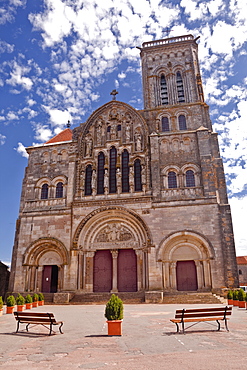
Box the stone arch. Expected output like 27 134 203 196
23 237 69 293
157 230 215 291
73 206 152 250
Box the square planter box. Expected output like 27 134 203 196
107 320 122 336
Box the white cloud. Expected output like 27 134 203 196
15 142 28 158
6 111 18 120
34 124 53 142
0 133 6 145
0 41 14 54
43 106 72 127
6 61 33 90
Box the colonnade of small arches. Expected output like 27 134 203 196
35 176 67 200
162 164 200 189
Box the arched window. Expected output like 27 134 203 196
186 170 195 187
122 149 129 193
97 152 105 194
134 159 142 191
178 115 187 130
109 147 117 193
85 165 92 196
41 183 49 199
55 182 63 198
160 74 168 105
176 72 185 103
168 171 177 188
161 117 169 132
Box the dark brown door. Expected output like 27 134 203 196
42 265 52 292
176 260 198 291
93 250 112 292
117 249 137 292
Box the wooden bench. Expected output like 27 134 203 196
170 306 232 333
14 312 64 336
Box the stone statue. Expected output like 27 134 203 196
91 170 96 190
96 120 102 145
126 122 131 141
135 132 142 151
85 136 92 157
104 169 108 189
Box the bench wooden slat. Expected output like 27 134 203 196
14 312 63 335
170 306 232 333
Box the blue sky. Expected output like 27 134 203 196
0 0 246 266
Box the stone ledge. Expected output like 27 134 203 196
145 291 163 303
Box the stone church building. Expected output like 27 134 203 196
9 35 239 301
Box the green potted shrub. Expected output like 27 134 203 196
25 294 33 309
32 293 39 308
238 289 246 308
232 290 239 306
227 290 233 305
105 294 124 336
0 296 3 316
16 293 25 311
6 295 16 314
38 293 44 306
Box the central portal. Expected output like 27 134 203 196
93 249 137 292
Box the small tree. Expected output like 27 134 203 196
0 296 3 310
25 294 33 303
38 293 44 301
238 289 245 301
32 293 39 302
105 294 124 321
16 293 25 306
232 290 239 301
227 290 233 299
6 295 16 307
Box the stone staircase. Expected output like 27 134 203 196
163 292 227 305
42 291 226 305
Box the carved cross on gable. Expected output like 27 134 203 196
110 89 118 100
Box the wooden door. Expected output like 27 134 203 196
42 265 58 293
93 250 112 292
117 249 137 292
176 260 198 291
42 265 52 293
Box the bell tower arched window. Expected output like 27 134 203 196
178 115 187 130
134 159 142 191
186 170 195 187
161 117 169 132
176 72 185 103
97 152 105 195
160 74 168 105
41 183 49 199
109 147 117 193
55 182 63 198
122 149 129 193
85 165 92 196
168 171 177 188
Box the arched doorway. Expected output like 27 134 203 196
157 231 214 292
176 260 198 291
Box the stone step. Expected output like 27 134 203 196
70 292 145 304
163 292 225 304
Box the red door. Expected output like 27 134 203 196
42 265 58 293
93 250 112 292
176 260 198 291
42 266 52 292
117 249 137 292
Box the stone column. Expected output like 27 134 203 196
163 261 170 289
195 260 203 290
135 249 143 291
111 250 118 292
203 259 212 288
37 266 43 292
170 262 177 290
85 252 95 292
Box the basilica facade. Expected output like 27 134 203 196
9 35 239 299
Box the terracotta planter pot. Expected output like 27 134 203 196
25 303 32 309
107 320 122 336
32 301 38 308
238 300 245 308
0 309 3 316
233 300 239 307
38 300 44 306
228 299 233 305
17 305 25 312
6 306 15 314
